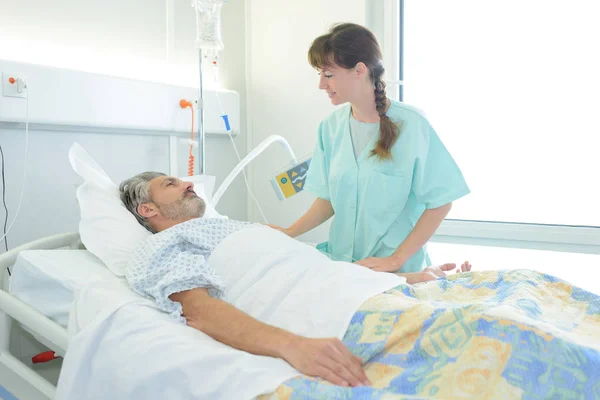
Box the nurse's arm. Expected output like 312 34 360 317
284 198 334 238
392 202 452 268
170 288 370 387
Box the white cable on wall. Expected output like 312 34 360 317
214 90 269 223
0 79 29 245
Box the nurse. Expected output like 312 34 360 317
272 23 470 273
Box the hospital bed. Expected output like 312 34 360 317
3 232 600 400
1 139 599 399
0 232 105 399
0 226 383 400
0 132 299 399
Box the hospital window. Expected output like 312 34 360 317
393 0 600 293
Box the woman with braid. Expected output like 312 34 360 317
270 23 470 273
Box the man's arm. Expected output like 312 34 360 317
395 262 472 284
394 271 428 284
170 288 371 387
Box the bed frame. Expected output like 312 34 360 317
0 232 83 399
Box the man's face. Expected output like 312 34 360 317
147 176 206 220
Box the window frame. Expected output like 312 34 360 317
367 0 600 256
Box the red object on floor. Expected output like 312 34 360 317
32 351 59 364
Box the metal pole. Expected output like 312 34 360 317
399 0 404 101
198 49 206 174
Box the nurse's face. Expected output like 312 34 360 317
318 65 361 106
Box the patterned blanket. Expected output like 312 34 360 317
260 270 600 399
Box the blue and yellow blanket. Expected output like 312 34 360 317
261 270 600 399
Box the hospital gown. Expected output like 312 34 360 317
126 218 254 323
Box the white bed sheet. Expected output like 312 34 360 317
9 250 117 327
56 226 405 400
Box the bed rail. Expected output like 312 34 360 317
0 232 83 400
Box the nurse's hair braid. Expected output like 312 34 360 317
372 67 399 159
308 22 401 160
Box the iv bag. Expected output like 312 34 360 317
192 0 225 51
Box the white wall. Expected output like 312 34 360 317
0 0 249 251
246 0 366 242
1 2 248 398
0 0 196 86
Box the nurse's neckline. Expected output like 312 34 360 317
350 99 390 123
350 111 380 126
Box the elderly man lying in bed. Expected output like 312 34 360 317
119 172 471 388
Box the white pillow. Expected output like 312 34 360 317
69 142 224 276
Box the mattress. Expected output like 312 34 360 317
9 250 116 327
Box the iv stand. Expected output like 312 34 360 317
197 49 206 174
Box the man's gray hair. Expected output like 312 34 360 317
119 171 166 233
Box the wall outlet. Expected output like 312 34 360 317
2 72 27 98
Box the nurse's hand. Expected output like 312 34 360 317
354 256 402 272
266 224 293 237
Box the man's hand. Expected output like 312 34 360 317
354 256 402 272
172 288 370 387
420 261 472 282
281 337 371 387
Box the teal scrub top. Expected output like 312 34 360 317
304 100 470 272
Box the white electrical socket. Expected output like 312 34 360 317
2 72 27 98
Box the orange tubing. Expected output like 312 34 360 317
180 99 195 176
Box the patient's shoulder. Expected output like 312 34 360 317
126 229 178 272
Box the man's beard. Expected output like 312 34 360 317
156 193 206 220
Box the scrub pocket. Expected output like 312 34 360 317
367 171 410 219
